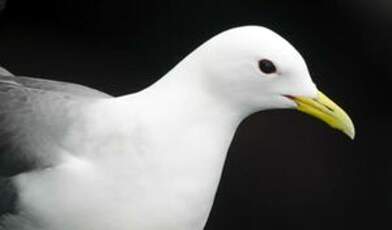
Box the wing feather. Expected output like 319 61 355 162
0 67 13 77
0 75 112 176
0 71 113 218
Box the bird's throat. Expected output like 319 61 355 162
108 80 246 228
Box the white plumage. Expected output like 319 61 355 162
0 26 353 230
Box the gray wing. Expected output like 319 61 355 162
0 74 112 175
0 65 110 97
0 71 113 216
0 67 13 77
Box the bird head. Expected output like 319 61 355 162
185 26 355 139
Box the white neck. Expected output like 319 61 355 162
118 60 249 188
80 57 252 229
108 64 248 228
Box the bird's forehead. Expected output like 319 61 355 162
219 27 303 60
223 27 292 47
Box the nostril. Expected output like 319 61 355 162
312 98 334 112
325 105 334 112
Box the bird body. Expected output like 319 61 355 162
0 60 243 230
0 26 354 230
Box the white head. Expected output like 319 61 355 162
186 26 316 112
172 26 355 139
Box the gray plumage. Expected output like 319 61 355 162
0 67 13 77
0 66 112 219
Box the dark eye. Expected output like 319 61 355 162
258 59 276 74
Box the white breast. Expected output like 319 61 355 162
10 92 242 230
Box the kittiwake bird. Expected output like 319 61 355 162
0 26 355 230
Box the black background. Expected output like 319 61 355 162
0 0 391 229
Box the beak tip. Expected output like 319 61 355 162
343 122 355 140
347 131 355 140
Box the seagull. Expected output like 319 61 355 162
0 26 355 230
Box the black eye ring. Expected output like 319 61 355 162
258 59 276 74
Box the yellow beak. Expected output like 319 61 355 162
289 90 355 139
